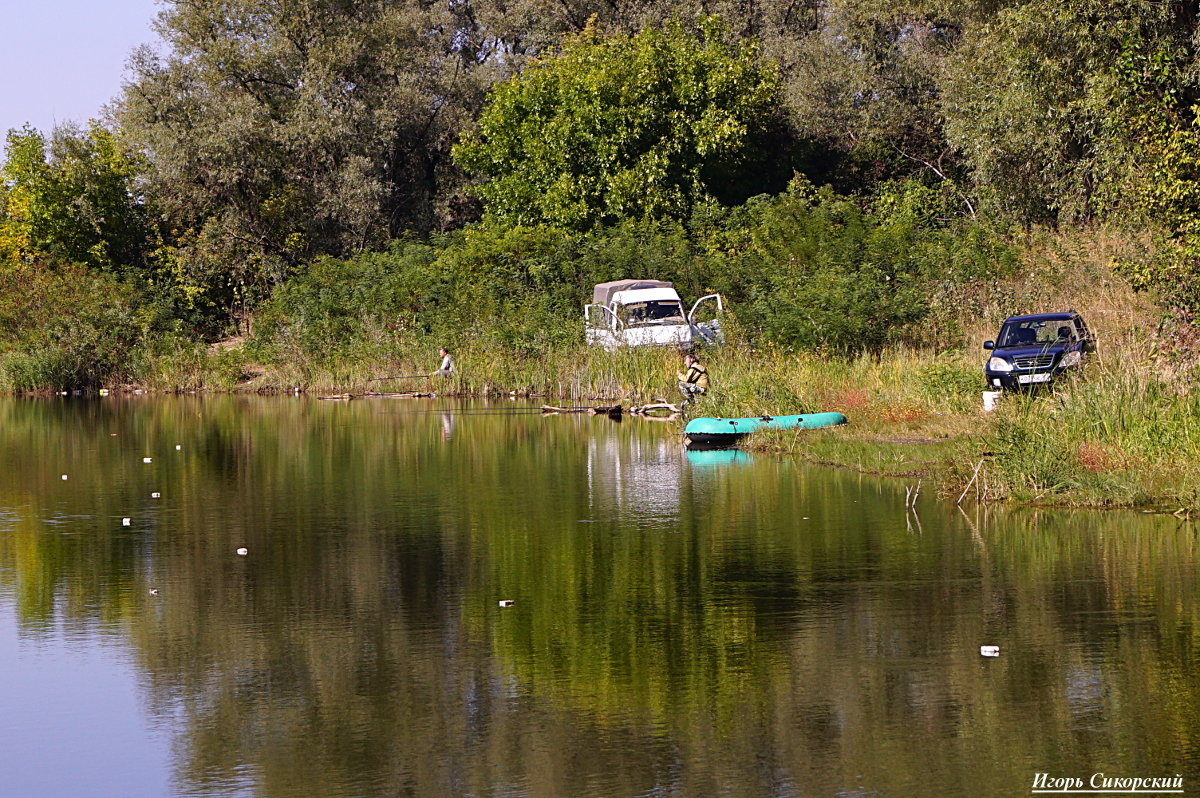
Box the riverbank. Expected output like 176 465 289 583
85 333 1200 514
7 228 1200 511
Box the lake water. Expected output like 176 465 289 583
0 396 1197 797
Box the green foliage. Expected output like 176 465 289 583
249 178 1012 369
940 0 1195 225
453 17 783 228
250 240 441 366
0 124 152 276
12 0 1200 373
1104 29 1200 312
734 180 1009 352
0 264 144 390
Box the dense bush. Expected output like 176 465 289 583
248 180 1013 363
729 181 1009 351
0 264 144 390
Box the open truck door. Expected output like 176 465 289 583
687 294 724 345
585 303 622 349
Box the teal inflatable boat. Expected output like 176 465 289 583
684 412 847 448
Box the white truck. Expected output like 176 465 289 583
584 279 723 350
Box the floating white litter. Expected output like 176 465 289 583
980 645 1000 658
498 600 515 607
122 518 131 526
175 445 182 450
151 492 161 498
236 547 249 556
61 474 68 481
148 588 159 596
143 457 152 463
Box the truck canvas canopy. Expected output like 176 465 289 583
592 280 675 306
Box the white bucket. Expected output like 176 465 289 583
982 391 1002 412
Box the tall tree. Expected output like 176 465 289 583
453 17 784 229
939 0 1197 225
117 0 519 319
0 124 152 276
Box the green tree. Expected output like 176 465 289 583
0 124 152 276
0 128 46 265
453 17 784 229
1106 28 1200 311
939 0 1196 225
116 0 524 323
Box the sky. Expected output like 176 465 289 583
0 0 161 146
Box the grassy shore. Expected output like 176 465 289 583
134 329 1200 512
15 228 1200 511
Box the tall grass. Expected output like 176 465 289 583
981 371 1200 507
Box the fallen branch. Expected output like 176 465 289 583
541 405 592 414
957 460 984 505
630 402 681 415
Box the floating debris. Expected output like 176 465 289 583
236 547 249 556
61 474 68 481
151 492 161 498
175 445 182 450
541 404 625 418
122 518 131 526
980 645 1000 658
629 402 681 416
148 588 159 596
143 457 153 463
498 600 515 607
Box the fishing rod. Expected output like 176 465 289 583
374 405 592 416
363 400 625 415
366 374 432 382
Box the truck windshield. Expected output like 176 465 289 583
619 301 685 326
998 320 1077 347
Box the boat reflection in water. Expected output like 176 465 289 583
684 448 752 468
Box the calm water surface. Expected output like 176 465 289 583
0 396 1197 797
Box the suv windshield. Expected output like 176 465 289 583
997 319 1077 347
619 301 686 326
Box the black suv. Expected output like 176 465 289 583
984 311 1095 390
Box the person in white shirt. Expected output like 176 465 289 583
434 347 455 377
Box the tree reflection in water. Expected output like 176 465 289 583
0 396 1197 797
